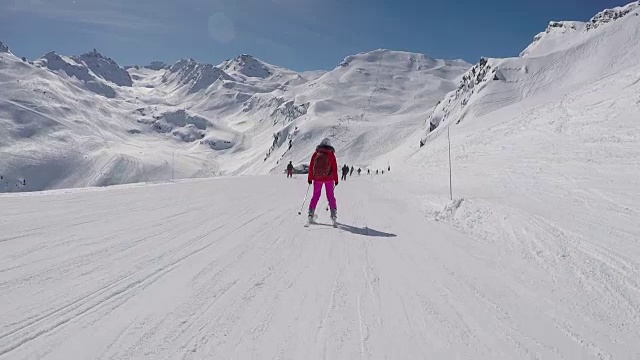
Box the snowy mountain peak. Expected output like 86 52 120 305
144 61 169 70
522 1 639 57
34 50 132 88
220 54 273 79
335 49 469 78
587 1 640 30
545 21 581 33
163 58 233 94
75 49 132 87
37 51 77 68
0 41 10 54
81 48 105 59
520 21 585 57
338 49 387 67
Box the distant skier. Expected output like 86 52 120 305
341 164 349 181
367 169 370 175
357 168 361 175
388 165 390 172
307 138 339 222
376 169 379 175
350 166 354 176
286 161 294 178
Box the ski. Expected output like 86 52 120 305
304 215 318 227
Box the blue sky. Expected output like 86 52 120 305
0 0 632 71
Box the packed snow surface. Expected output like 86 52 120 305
1 171 639 359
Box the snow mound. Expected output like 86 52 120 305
136 109 210 142
202 134 237 151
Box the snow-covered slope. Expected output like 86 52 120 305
0 45 469 192
379 8 640 359
423 0 640 136
1 172 639 359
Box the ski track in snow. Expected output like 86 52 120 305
1 175 639 359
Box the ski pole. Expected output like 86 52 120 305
298 184 311 215
326 182 336 211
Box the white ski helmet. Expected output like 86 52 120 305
320 137 331 146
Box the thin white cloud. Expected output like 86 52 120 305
208 12 236 43
6 0 170 32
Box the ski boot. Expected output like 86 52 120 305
330 208 338 227
305 208 317 226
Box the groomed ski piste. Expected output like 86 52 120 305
2 159 640 359
2 1 640 359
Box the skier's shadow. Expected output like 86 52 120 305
315 222 397 238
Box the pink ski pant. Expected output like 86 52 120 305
309 180 337 210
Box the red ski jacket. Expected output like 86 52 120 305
308 145 338 183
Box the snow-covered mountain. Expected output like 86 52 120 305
219 54 275 79
2 1 639 193
423 0 640 137
144 60 169 71
0 44 469 192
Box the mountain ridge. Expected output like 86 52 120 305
0 44 470 192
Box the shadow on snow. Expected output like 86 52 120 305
312 222 397 238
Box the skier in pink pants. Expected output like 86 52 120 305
307 138 339 222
